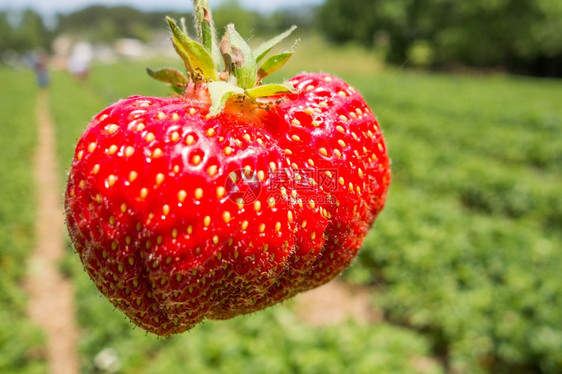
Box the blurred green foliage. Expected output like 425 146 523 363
319 0 562 76
3 1 561 76
54 6 184 43
0 69 46 373
345 71 562 373
52 1 315 45
0 10 52 52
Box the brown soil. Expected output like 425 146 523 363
26 89 79 374
293 280 383 326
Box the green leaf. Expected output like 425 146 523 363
245 83 296 99
254 25 297 63
194 0 221 69
167 17 216 82
257 51 295 80
220 24 257 90
207 81 244 116
146 67 188 90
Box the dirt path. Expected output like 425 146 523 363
293 280 382 326
26 89 79 374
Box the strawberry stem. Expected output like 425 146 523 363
193 0 221 70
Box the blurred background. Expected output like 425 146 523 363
0 0 561 373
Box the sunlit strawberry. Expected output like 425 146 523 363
65 0 390 335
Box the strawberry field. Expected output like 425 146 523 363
0 69 46 373
1 35 561 373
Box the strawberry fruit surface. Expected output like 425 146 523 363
65 1 390 336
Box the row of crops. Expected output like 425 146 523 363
0 70 46 373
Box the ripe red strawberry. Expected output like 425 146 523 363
65 1 390 336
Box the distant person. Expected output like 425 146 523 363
68 42 93 81
33 52 50 88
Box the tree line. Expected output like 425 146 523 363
0 10 52 53
1 0 560 77
0 0 315 52
319 0 562 77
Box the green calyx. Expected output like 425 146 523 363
148 0 299 116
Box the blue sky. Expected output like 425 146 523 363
0 0 324 16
